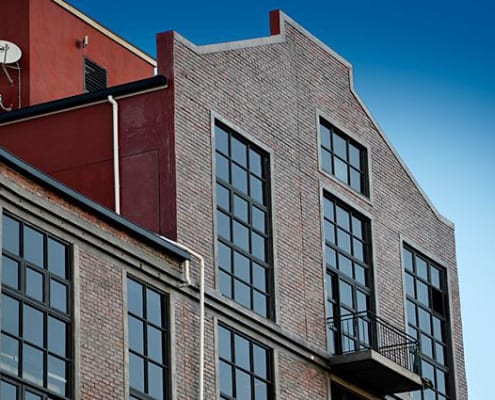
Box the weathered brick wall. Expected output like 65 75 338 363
169 13 467 400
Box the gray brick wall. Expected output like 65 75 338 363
168 13 467 400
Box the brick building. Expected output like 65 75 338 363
0 1 467 400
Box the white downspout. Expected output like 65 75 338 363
107 95 121 214
160 237 205 400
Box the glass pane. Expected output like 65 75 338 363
334 158 348 183
437 369 446 394
253 263 266 291
233 195 248 222
349 144 361 168
217 241 231 272
128 316 144 353
357 290 367 312
321 150 332 173
234 334 251 370
250 176 264 204
48 316 66 357
3 215 20 255
48 356 66 396
217 210 231 241
47 238 67 279
1 294 19 335
325 274 334 299
255 379 268 400
407 300 417 325
418 308 431 334
253 345 267 378
234 280 251 308
338 254 352 278
253 291 267 317
148 362 164 400
1 334 19 375
431 267 441 289
339 280 353 307
353 239 364 262
422 360 435 382
233 222 249 251
127 279 143 317
23 304 44 347
251 232 265 261
50 279 68 313
146 288 162 326
217 185 230 211
215 125 229 154
432 316 444 341
350 169 362 193
252 207 266 233
405 273 415 296
416 257 428 280
231 137 247 166
219 360 233 397
421 334 433 357
336 206 350 230
216 153 230 183
26 391 42 400
218 326 232 360
249 149 262 177
355 265 366 285
2 256 19 289
1 380 18 399
236 369 251 400
22 344 43 386
333 132 347 160
351 216 363 239
324 220 335 244
337 229 351 253
234 252 250 282
129 353 144 392
219 270 232 297
26 267 44 302
436 343 445 365
148 326 163 363
417 281 429 306
320 124 331 148
232 165 248 194
403 248 414 271
24 226 44 267
323 198 334 221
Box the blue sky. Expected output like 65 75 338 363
69 1 493 398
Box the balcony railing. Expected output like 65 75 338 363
327 311 420 373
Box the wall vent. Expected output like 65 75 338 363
84 58 107 92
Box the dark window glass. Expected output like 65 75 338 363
320 119 369 196
324 195 373 354
127 277 169 400
1 213 72 399
404 245 452 400
218 325 273 400
331 384 366 399
215 122 273 319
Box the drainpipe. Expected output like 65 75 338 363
107 95 120 214
160 237 205 400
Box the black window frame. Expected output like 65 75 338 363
403 245 453 400
83 57 107 92
1 212 72 400
323 194 374 354
319 118 369 197
127 276 170 400
218 323 274 400
215 121 274 319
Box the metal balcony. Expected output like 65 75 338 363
327 311 423 396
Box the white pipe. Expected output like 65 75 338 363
107 95 120 214
159 236 205 400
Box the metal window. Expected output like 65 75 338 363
403 246 452 400
323 195 373 353
127 277 169 400
1 213 72 400
320 120 369 196
331 384 366 400
215 122 273 319
218 324 273 400
84 58 107 92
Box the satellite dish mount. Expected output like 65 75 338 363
0 40 22 111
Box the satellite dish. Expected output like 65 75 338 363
0 40 22 64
